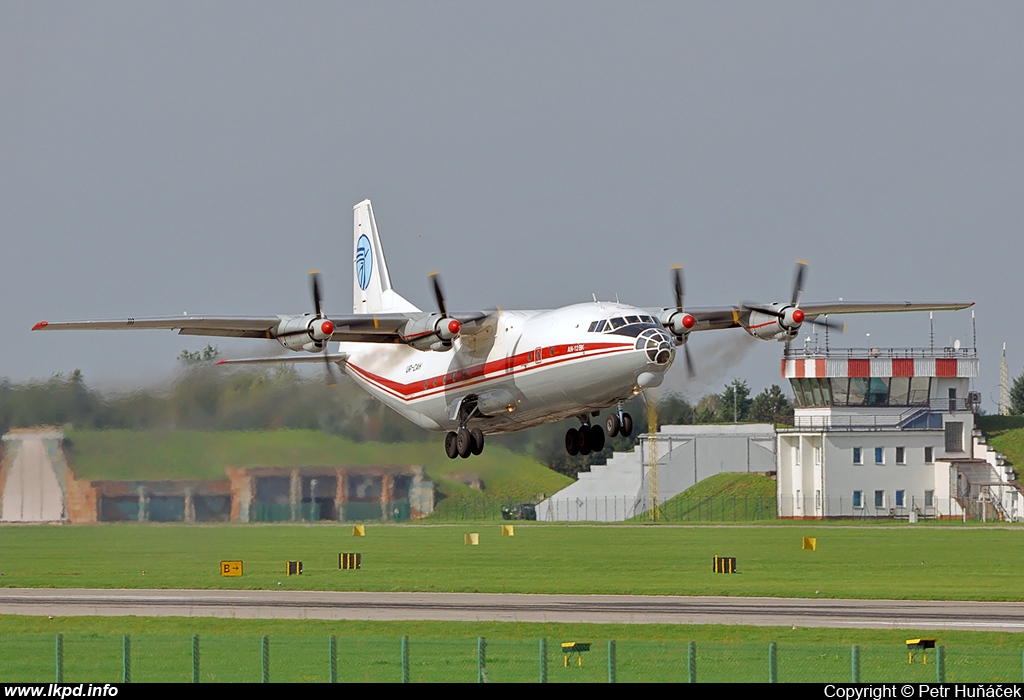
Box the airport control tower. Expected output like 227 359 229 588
776 340 1018 520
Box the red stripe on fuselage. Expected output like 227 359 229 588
346 342 634 403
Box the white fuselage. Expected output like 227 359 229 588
338 301 676 433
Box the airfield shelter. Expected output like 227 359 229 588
0 430 435 524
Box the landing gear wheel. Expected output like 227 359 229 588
470 427 485 456
620 412 634 438
565 428 579 456
457 427 472 458
605 413 620 438
589 424 605 452
578 425 592 456
444 431 459 459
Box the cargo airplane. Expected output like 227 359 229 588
33 200 973 459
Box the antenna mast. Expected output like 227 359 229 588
645 400 661 522
1000 343 1010 416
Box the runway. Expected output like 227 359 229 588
2 588 1024 632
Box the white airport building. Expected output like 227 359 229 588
777 341 1018 521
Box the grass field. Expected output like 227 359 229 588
976 416 1024 470
1 522 1023 600
2 616 1024 683
3 523 1024 682
629 473 778 522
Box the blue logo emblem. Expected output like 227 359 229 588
356 234 373 291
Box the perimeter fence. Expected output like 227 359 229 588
428 495 779 523
3 635 1024 683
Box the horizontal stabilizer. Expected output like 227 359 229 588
215 353 348 366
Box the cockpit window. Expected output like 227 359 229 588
595 320 607 332
588 321 600 332
609 317 626 329
626 315 641 324
642 315 655 324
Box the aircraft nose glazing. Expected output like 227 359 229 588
636 328 675 366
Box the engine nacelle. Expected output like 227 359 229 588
401 314 461 351
275 314 336 352
745 309 800 342
475 389 516 416
659 309 696 342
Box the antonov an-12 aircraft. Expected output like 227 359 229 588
33 200 973 459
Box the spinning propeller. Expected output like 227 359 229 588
309 271 340 385
742 261 844 333
667 265 697 378
429 272 461 347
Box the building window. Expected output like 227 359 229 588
875 447 884 465
895 490 905 508
853 447 862 465
924 446 934 464
814 445 822 466
853 490 863 509
896 447 906 465
874 490 885 509
925 490 934 507
889 377 911 406
945 422 964 453
795 438 801 467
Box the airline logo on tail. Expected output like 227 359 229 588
356 234 373 291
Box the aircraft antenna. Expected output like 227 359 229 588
1000 343 1010 416
645 397 661 522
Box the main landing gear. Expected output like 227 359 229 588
445 427 485 459
564 410 632 456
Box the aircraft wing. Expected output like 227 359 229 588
650 300 974 332
31 316 284 338
795 300 974 320
32 310 492 343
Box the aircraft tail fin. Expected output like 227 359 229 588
352 200 419 314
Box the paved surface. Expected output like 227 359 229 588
0 436 64 522
2 588 1024 631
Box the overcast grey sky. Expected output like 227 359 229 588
2 2 1021 407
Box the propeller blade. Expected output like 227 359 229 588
808 315 846 332
429 272 448 317
740 301 784 319
323 351 340 387
672 265 684 313
683 343 696 379
791 261 807 307
310 270 325 318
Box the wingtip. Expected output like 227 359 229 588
31 321 48 330
215 359 227 365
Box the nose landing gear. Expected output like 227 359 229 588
606 410 633 439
